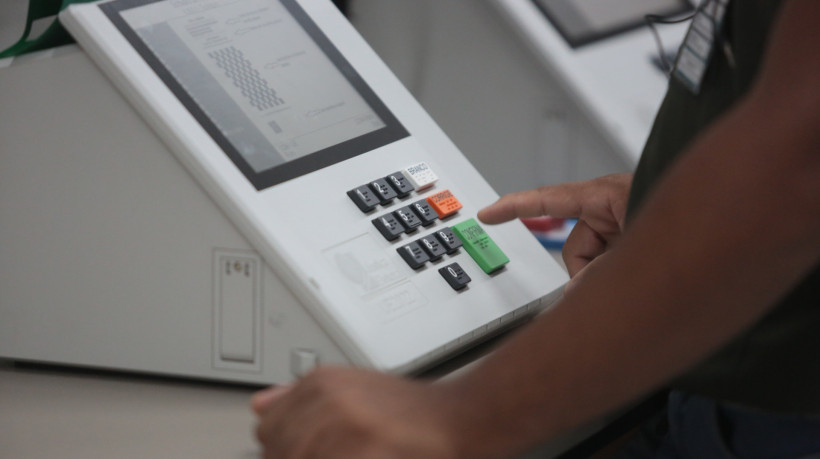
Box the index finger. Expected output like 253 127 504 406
478 185 583 224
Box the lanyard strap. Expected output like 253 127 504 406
0 0 97 59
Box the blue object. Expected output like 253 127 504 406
533 219 577 250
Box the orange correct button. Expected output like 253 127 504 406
426 189 463 219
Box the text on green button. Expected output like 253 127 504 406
452 219 509 274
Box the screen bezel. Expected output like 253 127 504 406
531 0 693 49
100 0 409 191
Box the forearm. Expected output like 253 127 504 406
439 54 820 459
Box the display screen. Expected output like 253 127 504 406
102 0 408 190
532 0 692 48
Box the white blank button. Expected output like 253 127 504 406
290 349 318 378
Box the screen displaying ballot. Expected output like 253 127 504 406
102 0 407 189
532 0 692 48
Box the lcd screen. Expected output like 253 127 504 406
532 0 692 48
102 0 407 189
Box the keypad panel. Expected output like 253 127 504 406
347 163 508 288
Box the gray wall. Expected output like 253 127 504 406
348 0 631 196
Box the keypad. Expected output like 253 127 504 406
347 163 510 288
439 263 471 290
395 227 459 269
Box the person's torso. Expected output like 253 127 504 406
627 0 820 414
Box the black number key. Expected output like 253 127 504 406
393 206 422 233
372 214 405 241
384 171 415 198
411 199 438 226
397 241 430 269
439 263 471 290
418 234 447 261
369 178 398 205
434 227 463 254
347 185 379 213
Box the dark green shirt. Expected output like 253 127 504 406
628 0 820 414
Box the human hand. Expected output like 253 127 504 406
478 174 632 288
251 367 463 459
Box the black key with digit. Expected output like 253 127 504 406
369 178 398 205
347 185 379 213
411 199 438 226
372 214 405 241
439 263 471 290
418 234 447 261
384 171 415 198
434 227 463 254
397 241 430 269
393 206 422 233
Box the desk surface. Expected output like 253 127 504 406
0 352 603 459
0 360 261 458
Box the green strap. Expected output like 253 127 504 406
0 0 98 59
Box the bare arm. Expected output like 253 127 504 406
441 1 820 455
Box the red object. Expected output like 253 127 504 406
521 217 565 232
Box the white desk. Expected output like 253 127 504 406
0 359 260 458
0 335 611 459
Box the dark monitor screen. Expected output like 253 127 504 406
532 0 693 48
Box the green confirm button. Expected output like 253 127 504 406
452 218 509 274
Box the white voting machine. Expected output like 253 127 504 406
0 0 567 384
